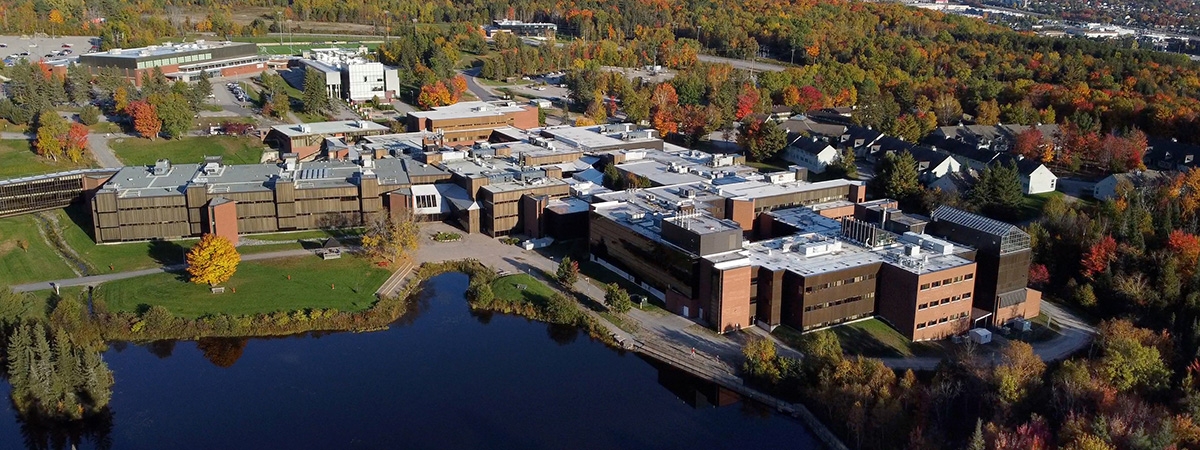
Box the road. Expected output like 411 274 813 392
1057 177 1097 198
460 68 500 101
696 54 786 72
1 131 122 168
12 248 319 293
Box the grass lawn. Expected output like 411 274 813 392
773 319 945 358
491 273 556 307
0 215 77 285
1020 191 1064 220
97 255 391 318
110 135 265 166
0 139 93 179
746 159 789 173
87 122 122 134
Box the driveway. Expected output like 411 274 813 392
1057 177 1096 198
460 68 500 102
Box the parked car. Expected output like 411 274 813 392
0 43 8 48
61 43 71 48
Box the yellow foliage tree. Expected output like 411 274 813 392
186 234 241 286
361 212 420 266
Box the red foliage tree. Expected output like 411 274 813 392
795 85 824 112
128 100 161 140
1168 230 1200 271
1028 264 1050 286
1081 235 1118 279
1014 128 1046 160
417 81 452 109
734 83 760 121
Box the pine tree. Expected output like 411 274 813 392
869 151 921 202
970 161 1024 218
968 418 986 450
302 67 332 115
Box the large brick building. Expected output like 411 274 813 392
406 101 539 144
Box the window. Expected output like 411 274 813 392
940 298 950 305
415 194 437 209
918 303 928 310
916 323 926 329
963 292 972 299
939 317 948 323
932 281 942 288
920 283 931 291
965 273 974 280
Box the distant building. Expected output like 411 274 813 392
781 135 838 173
1093 170 1173 200
77 41 265 84
294 49 401 103
486 19 557 38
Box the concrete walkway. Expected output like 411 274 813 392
12 248 318 293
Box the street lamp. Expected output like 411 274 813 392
384 11 391 42
276 11 283 47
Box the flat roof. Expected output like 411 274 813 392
481 176 568 193
407 101 528 121
87 41 255 60
270 120 389 138
717 178 862 201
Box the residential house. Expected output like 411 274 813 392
1093 170 1173 200
994 155 1058 195
1145 138 1200 172
906 146 962 182
781 135 839 173
928 168 979 195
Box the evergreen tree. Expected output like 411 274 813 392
78 105 101 126
869 151 921 202
602 163 624 190
968 418 986 450
302 67 332 115
970 161 1024 219
64 62 92 105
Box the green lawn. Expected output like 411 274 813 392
109 135 266 166
1020 191 1064 220
97 256 391 318
773 319 945 359
0 215 76 285
491 273 556 307
0 139 94 179
746 159 790 173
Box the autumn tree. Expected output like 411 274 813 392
933 93 963 125
975 99 1001 126
186 234 241 286
113 87 129 114
128 100 161 140
301 66 332 115
417 81 452 109
65 122 89 163
1080 235 1118 279
78 105 100 126
604 283 633 313
1014 128 1048 160
1167 230 1200 274
993 341 1046 406
737 119 786 162
361 212 420 266
734 83 760 120
34 110 68 161
556 256 579 286
1095 320 1171 393
650 83 679 136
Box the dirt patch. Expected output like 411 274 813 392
0 239 17 255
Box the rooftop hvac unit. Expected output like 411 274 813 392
152 159 171 176
906 245 921 257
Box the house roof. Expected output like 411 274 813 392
1146 138 1200 168
993 154 1051 176
844 125 882 146
788 135 835 156
1106 169 1173 187
924 136 1002 165
780 116 847 138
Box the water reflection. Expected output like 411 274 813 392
196 338 249 368
15 407 112 450
546 323 579 345
143 340 176 359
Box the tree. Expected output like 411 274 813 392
994 341 1045 405
113 86 129 114
1080 235 1117 279
933 93 963 125
260 73 290 119
64 63 92 105
1014 128 1048 160
830 147 858 179
417 81 453 109
301 66 332 115
737 119 787 162
128 100 161 140
976 99 1001 126
604 283 633 313
734 83 760 120
34 110 68 161
78 105 100 126
361 212 420 266
556 256 579 286
191 70 214 106
186 234 240 286
65 123 89 163
968 419 986 450
151 92 194 140
742 337 782 385
650 83 679 136
1096 320 1171 392
1168 230 1200 274
869 151 921 201
970 161 1024 218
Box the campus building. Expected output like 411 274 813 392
294 49 402 102
77 41 265 84
486 19 558 38
265 120 391 161
588 181 1036 340
406 101 539 144
88 154 451 243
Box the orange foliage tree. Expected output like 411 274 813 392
65 122 89 163
186 234 241 286
1081 235 1118 279
650 83 679 136
1168 230 1200 275
128 100 161 140
417 81 453 109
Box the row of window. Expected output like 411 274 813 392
805 273 876 293
136 53 213 70
915 311 970 329
803 292 875 312
414 194 437 209
919 273 974 291
917 292 972 310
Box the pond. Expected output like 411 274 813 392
0 272 822 449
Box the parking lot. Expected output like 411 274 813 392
508 72 572 101
0 35 97 65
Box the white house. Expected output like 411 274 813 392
1093 170 1172 200
907 147 962 182
1020 162 1058 195
781 136 838 173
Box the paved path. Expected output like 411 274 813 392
460 68 500 102
696 54 787 72
12 248 318 293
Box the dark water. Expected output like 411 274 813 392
0 273 821 449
